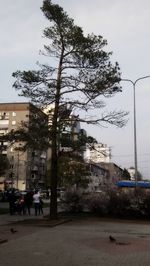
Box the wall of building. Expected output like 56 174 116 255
84 143 111 164
0 103 48 190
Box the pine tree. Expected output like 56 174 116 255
12 0 127 219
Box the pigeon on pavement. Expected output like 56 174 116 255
10 228 18 234
109 235 116 242
0 239 8 244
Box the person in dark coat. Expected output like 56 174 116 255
24 191 33 215
8 190 16 215
39 198 44 215
17 195 26 215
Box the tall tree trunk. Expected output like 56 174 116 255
50 128 58 219
49 44 64 219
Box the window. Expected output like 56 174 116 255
0 121 9 129
12 112 16 117
12 121 16 125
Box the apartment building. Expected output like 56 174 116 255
127 167 135 181
99 162 123 186
84 143 111 164
43 104 86 153
86 162 109 192
0 102 48 191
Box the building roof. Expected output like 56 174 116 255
99 162 124 172
87 161 109 174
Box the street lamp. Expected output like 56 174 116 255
121 76 150 186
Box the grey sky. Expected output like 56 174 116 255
1 0 150 177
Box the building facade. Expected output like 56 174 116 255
86 162 109 192
84 143 111 164
0 102 48 190
127 167 135 181
99 162 123 187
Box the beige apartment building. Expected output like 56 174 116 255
84 143 111 164
0 102 48 191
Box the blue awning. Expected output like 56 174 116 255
116 180 150 188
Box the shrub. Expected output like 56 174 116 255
141 193 150 216
63 190 84 213
106 189 133 217
107 189 145 218
86 192 109 215
62 188 150 218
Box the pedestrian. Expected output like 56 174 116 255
46 189 50 199
33 190 40 216
7 190 16 215
17 195 26 215
39 197 44 215
24 191 33 215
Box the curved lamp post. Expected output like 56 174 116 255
121 76 150 186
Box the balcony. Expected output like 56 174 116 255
0 120 9 128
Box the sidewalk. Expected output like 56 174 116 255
0 207 50 225
0 214 150 265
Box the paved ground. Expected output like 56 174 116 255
0 207 50 225
0 208 150 265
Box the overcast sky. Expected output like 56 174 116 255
1 0 150 178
